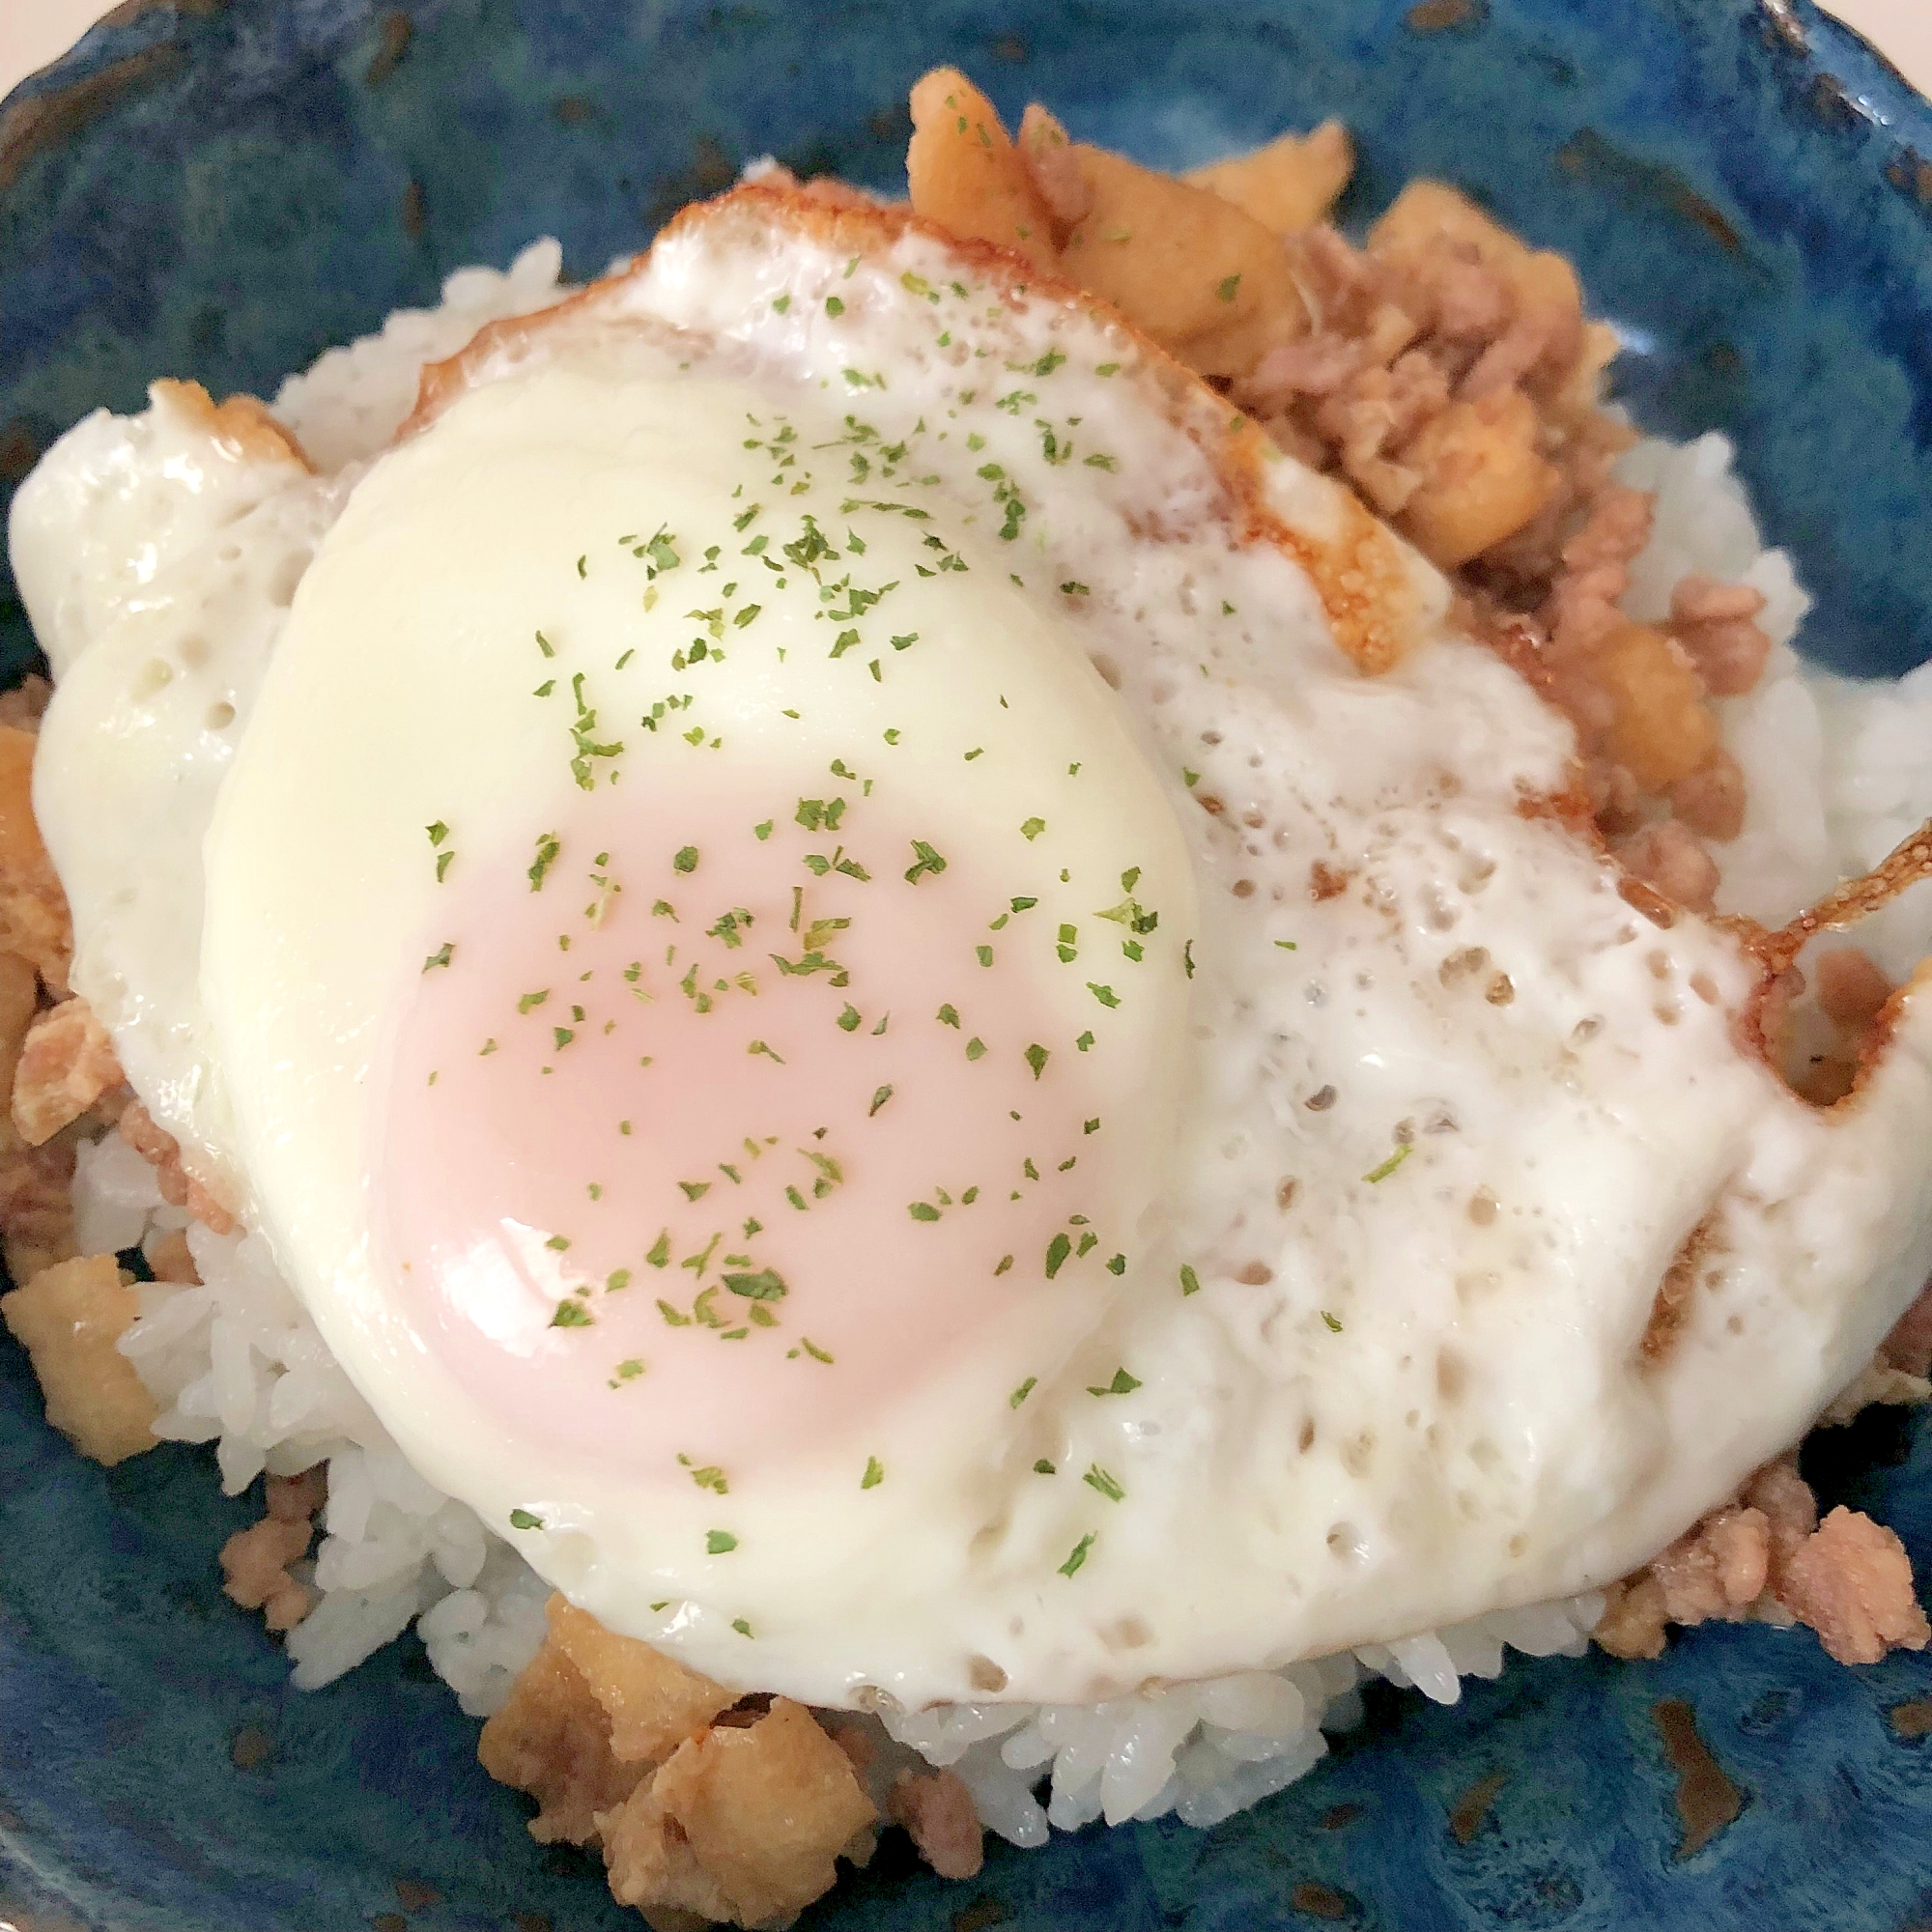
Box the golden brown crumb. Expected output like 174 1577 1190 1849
11 997 126 1147
481 1593 734 1855
117 1096 237 1235
0 1252 156 1463
905 69 1058 271
0 724 72 992
1185 120 1353 237
599 1697 877 1930
1061 143 1307 377
479 1635 651 1845
888 1768 984 1881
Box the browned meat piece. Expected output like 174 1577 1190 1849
1613 820 1719 913
117 1097 237 1235
12 998 126 1147
889 1768 984 1880
1592 1574 1668 1660
218 1514 316 1633
1667 573 1772 697
1666 749 1747 843
1883 1280 1932 1378
1778 1506 1931 1665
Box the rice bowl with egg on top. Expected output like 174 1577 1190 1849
4 71 1932 1926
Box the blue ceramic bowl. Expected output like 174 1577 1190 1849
5 4 1932 1927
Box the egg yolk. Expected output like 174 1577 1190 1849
376 768 1126 1478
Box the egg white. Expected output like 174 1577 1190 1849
21 194 1932 1713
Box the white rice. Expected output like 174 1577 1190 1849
72 244 1928 1846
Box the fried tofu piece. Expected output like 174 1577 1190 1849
481 1594 735 1852
1589 618 1719 793
1061 145 1307 376
906 69 1057 270
600 1698 878 1930
1014 102 1092 244
1 1251 156 1464
480 1635 652 1846
0 724 72 993
548 1594 736 1765
1396 387 1562 567
1187 120 1354 235
12 997 125 1147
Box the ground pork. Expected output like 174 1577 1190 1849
11 997 126 1147
1883 1279 1932 1378
0 1128 77 1282
218 1471 326 1634
1596 1459 1930 1666
0 1251 156 1464
1667 573 1773 697
1779 1507 1931 1665
1611 820 1720 914
117 1096 236 1235
887 1769 984 1881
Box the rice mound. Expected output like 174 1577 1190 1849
71 242 1930 1846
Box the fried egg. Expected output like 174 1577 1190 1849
15 187 1932 1713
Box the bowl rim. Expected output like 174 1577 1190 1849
5 0 1932 186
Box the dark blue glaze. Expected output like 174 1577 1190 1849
4 2 1931 1925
